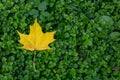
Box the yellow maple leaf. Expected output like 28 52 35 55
17 19 56 51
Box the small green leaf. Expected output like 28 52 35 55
83 39 92 47
113 44 120 52
0 3 4 9
38 1 47 11
29 9 39 17
110 32 120 41
99 15 114 26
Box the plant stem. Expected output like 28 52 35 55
33 50 36 72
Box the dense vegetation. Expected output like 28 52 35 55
0 0 120 80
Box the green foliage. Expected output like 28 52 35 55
0 0 120 80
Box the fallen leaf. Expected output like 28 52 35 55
17 19 56 51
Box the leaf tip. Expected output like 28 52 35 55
35 18 37 23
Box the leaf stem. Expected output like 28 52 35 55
33 50 37 72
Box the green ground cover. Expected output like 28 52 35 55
0 0 120 80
